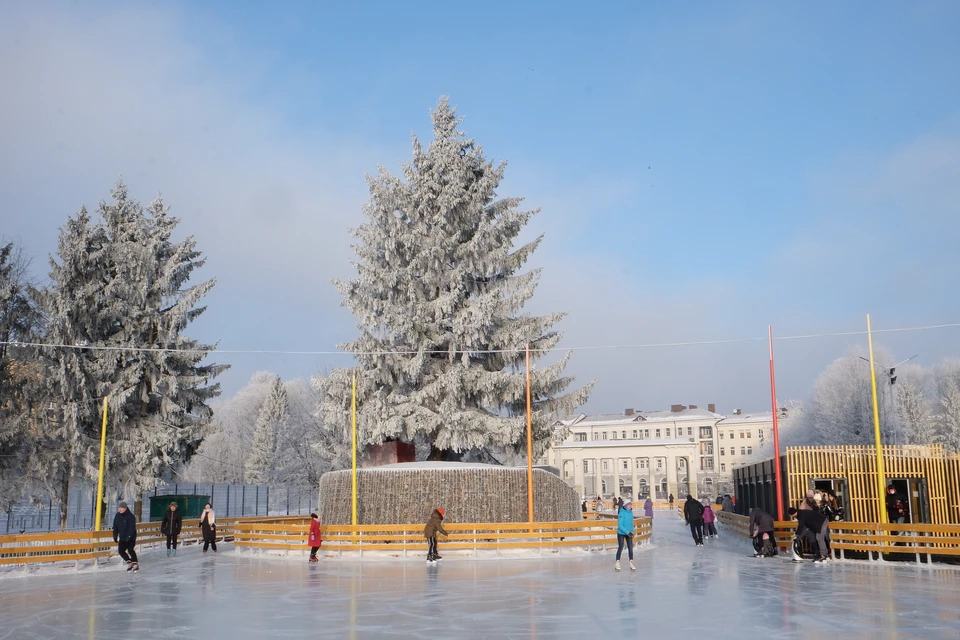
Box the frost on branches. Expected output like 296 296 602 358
245 375 287 484
320 97 593 462
37 182 226 521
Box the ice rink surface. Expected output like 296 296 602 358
2 515 959 639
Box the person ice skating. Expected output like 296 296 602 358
643 497 653 519
788 506 829 561
161 501 182 556
424 507 448 563
668 494 675 509
112 502 138 571
749 508 777 557
308 513 322 562
200 503 217 553
582 500 587 515
617 496 624 512
702 503 717 538
683 495 705 546
594 496 603 519
615 498 636 571
721 494 734 513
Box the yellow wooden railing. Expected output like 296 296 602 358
0 516 301 567
715 510 960 563
234 517 653 557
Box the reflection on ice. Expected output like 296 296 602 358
0 515 958 638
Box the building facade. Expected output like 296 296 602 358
542 405 775 500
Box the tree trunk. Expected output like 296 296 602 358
427 446 463 462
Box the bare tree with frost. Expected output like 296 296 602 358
245 375 287 484
934 359 960 453
320 97 592 461
895 364 936 445
37 183 225 524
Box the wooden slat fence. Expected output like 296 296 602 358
715 510 960 564
234 517 653 557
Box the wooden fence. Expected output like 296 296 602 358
0 517 292 568
715 510 960 564
234 517 653 558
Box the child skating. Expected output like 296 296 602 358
615 498 636 572
308 513 322 562
423 507 448 563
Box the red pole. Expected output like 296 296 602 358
769 326 784 521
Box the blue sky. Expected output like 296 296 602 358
1 1 959 413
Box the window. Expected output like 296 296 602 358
655 429 661 438
622 459 629 470
656 458 663 470
747 446 753 455
720 447 725 456
644 429 650 438
729 431 734 439
720 463 726 472
583 460 589 473
622 430 627 439
576 432 587 442
637 458 648 470
632 430 638 439
603 460 609 471
719 431 724 439
679 458 686 468
602 432 607 440
740 447 746 456
701 457 714 471
700 426 712 439
747 431 752 439
687 427 693 436
612 431 617 440
700 442 714 455
666 428 671 437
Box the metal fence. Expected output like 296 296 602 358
4 483 319 534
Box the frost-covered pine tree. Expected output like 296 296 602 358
39 182 225 521
0 240 42 509
934 359 960 453
320 98 593 461
245 375 287 484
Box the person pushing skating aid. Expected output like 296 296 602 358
424 507 448 563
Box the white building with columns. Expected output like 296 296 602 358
541 405 775 501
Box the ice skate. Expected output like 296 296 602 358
167 549 172 557
629 560 636 571
615 560 621 572
172 549 177 556
309 557 319 563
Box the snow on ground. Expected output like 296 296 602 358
1 515 959 639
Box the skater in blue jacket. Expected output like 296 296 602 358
615 498 635 571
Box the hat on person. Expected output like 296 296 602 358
437 507 445 517
118 501 128 509
623 498 633 508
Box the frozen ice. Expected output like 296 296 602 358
1 514 958 638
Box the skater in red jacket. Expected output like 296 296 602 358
308 513 322 562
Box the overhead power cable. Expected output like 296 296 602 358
1 322 958 357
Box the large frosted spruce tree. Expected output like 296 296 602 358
245 375 287 484
322 98 592 461
39 182 225 519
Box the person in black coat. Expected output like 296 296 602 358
200 504 217 552
112 502 139 571
789 507 829 561
749 508 777 557
683 495 705 546
160 502 183 556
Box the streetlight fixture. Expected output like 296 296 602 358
859 354 919 444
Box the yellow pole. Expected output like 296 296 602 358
867 314 888 524
526 344 534 524
351 373 358 527
94 397 108 531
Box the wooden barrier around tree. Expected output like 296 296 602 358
715 510 960 563
233 517 653 557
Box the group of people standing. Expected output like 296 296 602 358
682 495 718 546
111 501 220 572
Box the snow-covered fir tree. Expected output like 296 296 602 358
320 98 592 461
0 240 42 509
245 375 287 484
38 183 225 522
